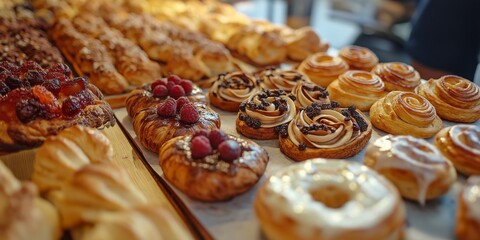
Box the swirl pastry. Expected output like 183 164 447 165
373 62 421 92
209 71 260 112
159 129 268 201
327 70 386 111
364 135 457 205
456 176 480 240
416 75 480 123
256 68 310 92
236 89 296 140
279 103 372 161
338 45 378 71
434 125 480 176
291 81 330 109
297 52 349 87
254 159 405 240
370 91 443 138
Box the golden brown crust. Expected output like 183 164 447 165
456 177 480 240
209 91 240 112
235 117 278 140
297 52 349 87
338 45 378 71
373 62 420 92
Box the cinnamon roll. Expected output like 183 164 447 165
256 68 310 92
370 91 443 138
456 176 480 240
327 70 386 111
416 75 480 123
209 71 260 112
279 103 372 161
434 125 480 176
236 89 296 140
373 62 421 92
364 135 456 205
291 81 330 109
338 45 378 71
297 52 349 87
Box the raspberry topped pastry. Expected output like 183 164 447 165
126 75 205 117
132 97 220 152
159 129 268 201
255 67 310 92
290 81 330 109
0 61 115 153
236 89 297 140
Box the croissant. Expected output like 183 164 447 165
338 45 378 71
373 62 420 92
297 52 349 87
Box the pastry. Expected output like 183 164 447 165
290 81 330 109
434 125 480 176
338 45 378 71
254 159 405 240
370 91 443 138
327 70 386 111
456 176 480 240
133 97 220 152
0 61 115 153
126 75 205 117
279 103 372 161
416 75 480 123
373 62 421 92
159 129 268 201
281 26 329 61
209 71 260 112
297 52 349 87
365 135 457 205
236 89 296 140
256 67 310 92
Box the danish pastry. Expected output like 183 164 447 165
456 176 480 240
338 45 378 71
416 75 480 123
290 81 330 109
256 67 310 92
297 52 349 87
159 129 268 201
364 135 456 205
279 103 372 161
209 71 260 112
370 91 443 138
373 62 421 92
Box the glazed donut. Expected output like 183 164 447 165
297 52 349 87
254 159 406 240
159 129 268 201
434 125 480 176
364 135 457 205
416 75 480 123
370 91 443 138
372 62 421 92
456 176 480 240
256 68 310 92
327 70 386 111
208 71 260 112
338 45 378 71
291 81 330 109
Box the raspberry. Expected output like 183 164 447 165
156 97 177 118
152 85 168 98
167 75 182 84
151 79 166 90
218 140 242 161
208 129 227 149
180 80 193 95
179 103 199 124
190 136 212 159
192 129 209 138
169 85 185 99
166 81 176 91
176 96 190 112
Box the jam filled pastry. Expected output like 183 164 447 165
373 62 421 92
255 67 310 93
290 81 330 110
297 52 349 87
338 45 379 71
456 176 480 240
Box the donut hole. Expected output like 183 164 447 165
310 185 351 209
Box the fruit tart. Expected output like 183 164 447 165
0 61 115 153
132 97 220 152
126 75 205 117
159 129 268 201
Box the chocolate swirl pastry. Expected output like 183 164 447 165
297 52 349 87
236 89 296 140
416 75 480 123
291 81 330 109
255 68 310 92
209 71 260 112
370 91 443 138
373 62 420 92
338 45 378 71
279 103 372 161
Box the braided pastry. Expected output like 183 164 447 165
297 53 349 87
373 62 421 92
338 45 378 71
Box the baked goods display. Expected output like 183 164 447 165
456 176 480 240
338 45 379 71
370 91 443 138
133 97 220 152
254 159 405 240
279 103 372 160
327 70 386 111
255 67 310 92
297 52 349 87
0 60 115 153
209 71 261 112
434 125 480 176
373 62 421 92
416 75 480 123
159 129 268 201
236 89 296 140
290 81 330 109
0 0 34 19
365 135 457 205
